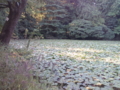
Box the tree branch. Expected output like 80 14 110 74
0 3 9 8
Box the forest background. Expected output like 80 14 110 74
0 0 120 40
0 0 120 90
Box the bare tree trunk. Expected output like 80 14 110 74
0 0 27 45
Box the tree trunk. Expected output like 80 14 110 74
0 0 27 45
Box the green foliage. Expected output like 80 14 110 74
30 29 44 39
69 19 115 39
77 2 101 20
39 0 68 39
114 26 120 35
16 14 39 39
38 0 117 39
0 9 7 32
1 0 120 40
107 0 120 17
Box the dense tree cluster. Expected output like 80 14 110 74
1 0 120 42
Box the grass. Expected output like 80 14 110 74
0 44 59 90
10 39 120 89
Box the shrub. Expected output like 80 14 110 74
68 19 115 40
0 45 59 90
0 46 34 90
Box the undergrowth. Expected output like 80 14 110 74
0 45 58 90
